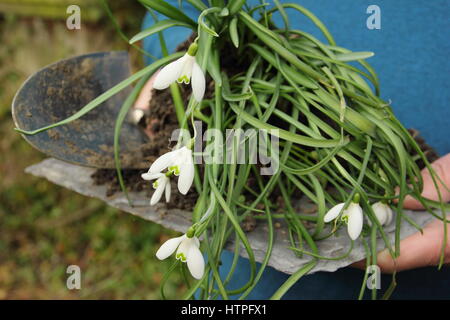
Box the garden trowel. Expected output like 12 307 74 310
12 51 150 169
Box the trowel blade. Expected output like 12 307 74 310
12 51 150 169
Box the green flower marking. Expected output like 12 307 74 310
176 253 187 262
152 181 159 189
177 75 190 84
169 165 180 176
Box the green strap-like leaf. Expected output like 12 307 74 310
229 16 239 48
129 19 193 44
186 0 208 11
267 3 336 46
228 0 246 15
139 0 197 28
249 44 318 89
335 52 375 62
229 103 343 148
240 12 325 82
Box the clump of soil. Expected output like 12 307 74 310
91 169 146 197
91 83 200 210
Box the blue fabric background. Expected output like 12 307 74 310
142 0 450 299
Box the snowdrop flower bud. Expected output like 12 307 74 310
324 199 364 240
370 202 393 226
153 43 205 102
141 172 171 206
148 146 194 195
156 233 204 280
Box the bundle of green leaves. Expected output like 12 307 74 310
16 0 449 300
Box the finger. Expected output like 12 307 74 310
403 153 450 210
131 72 158 123
351 216 450 272
351 259 366 270
379 217 449 272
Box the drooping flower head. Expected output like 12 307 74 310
370 201 394 226
147 146 195 195
156 231 204 280
153 43 205 102
324 194 364 240
141 172 171 206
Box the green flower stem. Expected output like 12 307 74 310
266 3 335 45
253 214 318 222
370 225 378 300
289 240 354 261
382 272 397 300
113 74 151 207
358 238 371 300
270 260 317 300
160 260 180 300
198 7 222 37
239 176 274 300
101 0 158 60
209 174 257 294
203 232 229 299
280 181 319 253
170 84 187 129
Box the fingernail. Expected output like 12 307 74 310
377 249 395 270
131 109 145 124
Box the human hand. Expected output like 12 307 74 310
130 73 158 124
353 153 450 272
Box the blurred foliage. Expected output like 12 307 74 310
0 0 102 21
0 1 185 299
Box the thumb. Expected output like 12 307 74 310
376 217 450 273
403 153 450 210
130 73 158 124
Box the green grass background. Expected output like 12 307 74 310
0 1 185 299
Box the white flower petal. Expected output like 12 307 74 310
177 55 195 84
191 61 205 102
372 202 388 225
193 236 200 248
370 202 394 226
347 203 363 240
150 178 166 206
153 56 186 90
177 149 194 195
141 172 163 181
186 245 205 280
149 149 177 174
156 235 185 260
165 178 171 203
324 203 345 223
385 207 394 225
176 237 193 262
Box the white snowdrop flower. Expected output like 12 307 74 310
148 146 194 195
323 202 346 223
141 172 171 206
153 43 205 102
324 201 363 240
156 233 204 280
370 202 394 226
